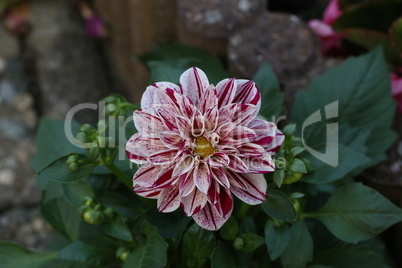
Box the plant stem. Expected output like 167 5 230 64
106 163 132 189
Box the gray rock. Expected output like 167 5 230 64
28 0 109 121
0 25 19 59
178 0 267 38
228 12 319 80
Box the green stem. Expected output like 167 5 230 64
106 163 132 189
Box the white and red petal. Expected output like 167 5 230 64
180 67 210 104
237 143 266 157
248 119 278 146
159 131 184 149
180 170 196 197
204 106 218 131
191 111 205 137
148 149 179 165
217 122 236 139
208 152 230 167
155 108 179 131
210 167 230 189
233 80 261 106
216 78 237 107
232 104 258 126
173 155 195 177
133 164 164 188
194 162 211 194
227 155 249 173
198 85 218 114
217 103 237 125
181 188 208 216
134 109 167 134
141 82 181 111
242 153 275 174
264 130 285 156
134 185 161 199
213 186 233 218
179 95 196 119
153 166 178 189
228 172 267 205
192 201 232 231
157 184 180 213
175 116 192 140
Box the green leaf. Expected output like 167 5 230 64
262 190 297 222
302 144 370 184
60 237 118 266
265 220 290 260
281 220 313 268
238 233 265 253
253 62 284 119
273 170 285 188
139 43 230 85
40 190 81 241
220 216 239 240
290 147 306 157
32 118 85 172
338 28 402 64
182 223 216 266
98 191 143 219
334 1 402 33
38 155 94 183
211 242 247 268
123 223 168 268
390 16 402 52
308 183 402 243
289 158 307 174
313 243 391 268
100 215 133 242
62 180 95 208
292 48 396 171
0 242 57 268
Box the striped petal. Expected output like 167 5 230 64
141 82 181 111
134 109 167 134
198 85 218 114
133 164 164 188
227 155 249 173
180 170 196 197
157 184 180 213
208 152 230 167
159 131 184 149
181 188 208 216
134 185 161 199
148 149 178 165
194 162 211 194
180 67 210 104
173 155 195 177
216 78 237 107
242 153 275 174
192 201 232 231
210 167 230 189
228 172 267 205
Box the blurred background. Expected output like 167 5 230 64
0 0 401 266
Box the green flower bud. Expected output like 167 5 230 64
233 237 244 250
292 199 301 215
66 154 77 164
116 247 130 262
97 120 107 135
68 162 79 171
283 172 303 184
103 207 115 218
89 143 101 160
83 209 104 224
75 132 87 143
79 123 93 133
84 196 94 207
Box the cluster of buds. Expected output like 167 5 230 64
271 124 312 187
101 94 138 117
80 196 115 225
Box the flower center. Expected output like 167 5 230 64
194 136 215 158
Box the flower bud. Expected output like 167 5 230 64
75 132 87 143
97 120 107 135
283 172 303 184
116 247 130 262
84 196 94 207
89 143 101 160
83 209 104 224
103 207 115 218
79 123 93 133
233 237 244 250
68 162 79 171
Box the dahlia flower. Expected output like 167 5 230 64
126 67 284 230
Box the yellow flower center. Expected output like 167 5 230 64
194 136 215 158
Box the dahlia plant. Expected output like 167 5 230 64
1 45 402 268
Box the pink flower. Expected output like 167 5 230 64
126 67 284 230
308 0 345 56
391 72 402 113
